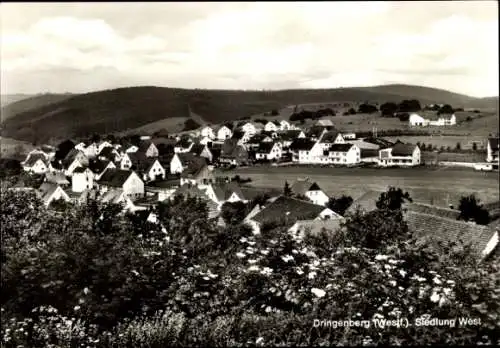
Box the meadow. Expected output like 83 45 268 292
220 166 499 208
0 136 34 160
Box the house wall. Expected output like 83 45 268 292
46 187 70 206
147 161 166 181
409 114 428 127
72 170 94 192
170 155 184 174
122 173 145 198
318 208 337 219
201 127 215 139
65 159 83 176
146 144 159 157
264 122 279 132
26 159 49 174
217 127 233 141
305 190 330 206
121 154 132 170
200 147 213 162
242 123 257 135
327 145 360 165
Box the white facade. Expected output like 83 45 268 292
94 161 116 180
241 122 257 135
122 172 145 198
199 136 213 146
327 145 361 165
256 143 283 161
72 168 94 192
24 159 49 174
84 143 99 158
145 160 166 182
170 154 184 174
120 153 133 170
45 186 70 207
297 142 324 164
379 147 421 167
410 113 457 127
487 139 499 163
174 142 193 153
144 143 159 157
409 113 427 126
264 122 279 132
200 126 215 139
305 190 330 206
97 141 113 154
217 126 233 141
280 120 291 131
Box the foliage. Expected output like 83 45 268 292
398 112 410 122
357 103 378 114
398 99 421 112
437 104 454 115
270 109 279 116
1 187 499 347
0 158 22 179
343 107 357 115
380 102 399 117
283 181 292 196
289 108 335 122
375 186 412 210
220 201 249 225
456 142 461 150
457 195 490 225
182 119 200 131
55 139 76 161
326 195 353 215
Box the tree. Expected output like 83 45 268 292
220 201 248 225
326 195 353 215
380 102 399 117
457 194 490 225
270 109 279 116
437 104 454 115
398 112 410 122
183 119 200 131
357 103 378 114
283 181 292 196
376 186 412 211
455 142 461 150
472 142 478 151
398 99 421 112
55 139 76 161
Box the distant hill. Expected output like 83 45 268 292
1 94 33 108
1 93 73 122
1 84 497 143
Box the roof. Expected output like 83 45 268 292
88 159 112 174
127 153 159 172
328 143 354 152
190 144 207 156
403 202 460 220
488 137 499 151
315 119 335 127
175 184 211 200
291 218 345 236
362 137 394 148
360 149 380 158
72 166 88 174
98 146 116 159
211 182 245 202
231 131 245 140
391 143 417 156
146 177 181 189
176 138 193 149
100 188 126 204
256 142 276 154
290 178 322 196
62 148 85 167
251 196 327 225
319 131 340 144
221 139 247 159
279 130 303 141
289 138 316 151
98 169 135 187
180 157 209 178
306 126 328 138
346 190 382 215
138 140 155 152
23 153 48 167
404 210 498 257
38 182 63 203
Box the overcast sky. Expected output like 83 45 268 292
1 2 498 97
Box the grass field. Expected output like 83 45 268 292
218 166 499 208
383 135 489 149
0 136 34 160
117 117 189 136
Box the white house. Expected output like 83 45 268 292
200 126 216 139
190 144 213 163
289 139 318 163
138 141 159 157
409 113 427 127
120 153 134 170
264 121 280 132
487 137 499 163
74 142 87 152
169 153 184 174
39 183 70 207
379 143 421 167
241 122 258 135
216 125 233 141
298 142 324 164
141 159 166 182
326 143 361 165
255 142 282 161
317 131 345 152
409 113 457 127
202 182 248 209
199 136 213 146
83 143 99 158
279 120 291 131
72 167 94 193
22 154 50 174
89 159 116 180
97 169 145 198
290 178 330 206
97 141 113 155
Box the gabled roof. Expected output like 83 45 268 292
256 142 276 154
391 143 417 156
98 146 116 159
289 138 316 151
231 130 246 140
279 130 303 141
362 137 394 148
100 188 126 204
146 177 181 189
190 144 208 156
403 202 460 220
251 196 327 225
45 172 70 185
88 159 113 174
177 152 197 166
319 131 340 144
175 184 211 200
138 140 155 153
62 148 85 167
38 182 63 203
248 133 270 144
127 152 159 172
346 190 381 215
328 143 354 152
404 210 498 257
488 137 499 151
290 178 322 196
73 166 88 174
315 119 335 127
23 153 48 167
98 169 135 187
211 182 245 202
306 126 328 138
291 218 345 236
180 157 209 179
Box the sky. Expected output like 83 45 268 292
1 1 498 97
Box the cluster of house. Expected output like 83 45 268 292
408 112 458 127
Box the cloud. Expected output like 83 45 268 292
1 2 498 97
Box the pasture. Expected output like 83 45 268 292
383 135 489 150
218 166 499 208
0 136 34 160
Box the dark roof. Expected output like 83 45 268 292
363 137 394 148
328 143 354 152
62 148 84 166
488 137 499 151
278 130 303 142
346 190 382 214
256 142 276 154
391 143 417 156
319 131 340 144
212 182 245 202
138 140 155 152
306 126 327 138
232 131 245 140
190 144 207 156
289 138 316 151
23 153 48 167
248 133 271 144
98 169 135 187
146 177 181 189
290 179 322 196
180 157 209 178
73 166 87 174
360 149 379 158
127 152 159 172
88 159 112 174
98 146 116 158
38 182 62 203
404 210 497 258
251 196 327 225
403 202 460 220
176 138 193 149
177 152 197 166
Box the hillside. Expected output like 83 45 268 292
1 84 497 143
1 93 73 122
1 94 33 108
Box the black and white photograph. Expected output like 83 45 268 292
1 1 499 347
